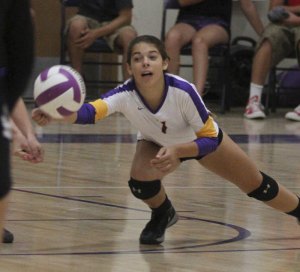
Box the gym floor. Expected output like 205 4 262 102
2 106 300 272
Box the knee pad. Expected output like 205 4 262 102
247 172 279 201
128 178 161 200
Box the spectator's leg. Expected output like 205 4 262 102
244 39 272 119
164 23 195 75
67 17 88 75
115 27 137 80
191 25 228 96
251 39 273 87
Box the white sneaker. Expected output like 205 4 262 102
285 105 300 121
244 96 266 119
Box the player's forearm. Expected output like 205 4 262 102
173 142 199 159
10 120 22 140
11 98 35 138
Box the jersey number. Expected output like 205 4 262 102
161 121 167 134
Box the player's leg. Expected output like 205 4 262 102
191 24 228 96
0 108 14 243
199 131 300 217
164 23 196 75
129 140 178 244
66 15 88 75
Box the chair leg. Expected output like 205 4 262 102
265 67 276 115
220 86 226 114
270 68 277 113
220 53 230 114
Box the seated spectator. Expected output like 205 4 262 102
66 0 137 80
244 0 300 121
164 0 264 96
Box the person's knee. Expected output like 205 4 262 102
128 178 161 200
165 30 184 48
125 28 137 42
118 29 137 49
192 35 208 51
68 19 87 38
247 172 279 201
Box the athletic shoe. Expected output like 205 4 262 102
244 96 266 119
2 228 14 243
285 105 300 121
139 206 178 244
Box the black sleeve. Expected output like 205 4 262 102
6 0 34 112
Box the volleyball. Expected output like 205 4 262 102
34 65 86 119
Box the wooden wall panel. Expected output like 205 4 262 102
31 0 61 57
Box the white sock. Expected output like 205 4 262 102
249 83 263 102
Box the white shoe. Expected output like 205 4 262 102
285 105 300 121
244 96 266 119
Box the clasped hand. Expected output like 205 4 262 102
150 146 181 175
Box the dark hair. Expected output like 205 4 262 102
126 35 170 65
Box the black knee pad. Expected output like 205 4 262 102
247 172 279 201
128 178 161 200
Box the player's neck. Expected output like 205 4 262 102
137 80 165 111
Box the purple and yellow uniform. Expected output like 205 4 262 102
76 73 221 158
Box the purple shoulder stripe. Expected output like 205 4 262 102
165 74 208 123
101 80 134 99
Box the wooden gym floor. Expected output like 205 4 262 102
1 106 300 272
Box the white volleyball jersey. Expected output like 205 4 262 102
80 73 219 147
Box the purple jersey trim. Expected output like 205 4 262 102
75 103 96 124
101 80 134 99
194 137 219 157
133 79 169 114
165 74 209 123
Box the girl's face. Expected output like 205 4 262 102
127 42 168 88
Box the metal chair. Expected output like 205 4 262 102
59 0 123 93
161 3 231 113
265 52 300 114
